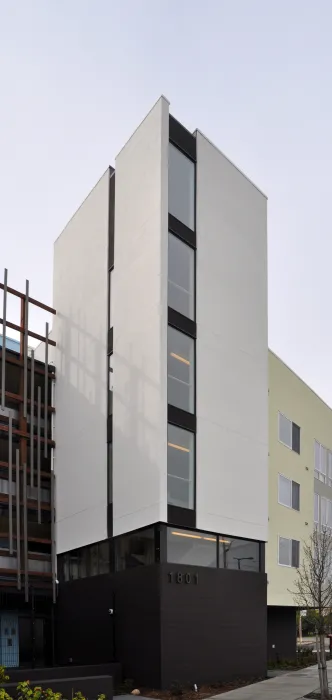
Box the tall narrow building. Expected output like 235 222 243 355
53 97 269 687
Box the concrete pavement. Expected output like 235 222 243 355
116 661 332 700
210 660 332 700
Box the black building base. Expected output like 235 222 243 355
267 606 297 663
56 563 267 689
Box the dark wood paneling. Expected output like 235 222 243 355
160 563 267 687
267 606 297 661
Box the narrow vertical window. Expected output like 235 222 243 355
292 481 300 511
278 475 292 507
167 424 194 510
108 443 113 503
108 355 113 415
167 326 194 413
278 413 292 448
108 270 113 330
291 540 300 568
292 423 300 454
168 232 194 320
278 475 300 511
278 412 301 454
278 537 300 568
168 143 195 230
314 492 319 524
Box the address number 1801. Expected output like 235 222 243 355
168 572 198 585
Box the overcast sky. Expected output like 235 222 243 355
1 0 332 403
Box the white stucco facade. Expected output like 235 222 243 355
112 96 169 536
53 170 110 553
195 132 268 542
52 98 269 554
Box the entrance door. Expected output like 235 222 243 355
0 613 19 667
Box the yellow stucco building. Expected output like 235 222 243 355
267 350 332 658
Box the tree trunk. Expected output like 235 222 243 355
317 635 323 693
318 634 330 699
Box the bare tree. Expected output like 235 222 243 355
291 527 332 699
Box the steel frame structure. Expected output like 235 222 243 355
0 269 56 603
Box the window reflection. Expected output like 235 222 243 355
168 144 195 231
167 425 194 510
115 528 155 571
108 354 113 415
219 536 260 572
167 528 216 567
168 233 194 320
59 540 111 581
168 326 194 413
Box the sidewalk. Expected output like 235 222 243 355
210 660 332 700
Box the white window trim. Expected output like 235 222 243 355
314 439 332 486
278 535 299 568
278 535 292 567
278 412 293 450
314 492 320 524
278 473 300 511
320 495 332 530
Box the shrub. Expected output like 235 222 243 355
169 681 184 696
0 673 107 700
0 669 9 686
116 678 135 695
0 690 12 700
17 682 63 700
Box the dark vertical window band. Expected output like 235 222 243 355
168 307 196 339
167 115 197 530
107 351 113 538
169 115 196 162
168 504 196 529
108 327 113 355
107 167 115 537
260 543 265 573
108 169 115 270
168 213 196 248
168 404 196 433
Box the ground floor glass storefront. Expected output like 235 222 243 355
58 524 263 582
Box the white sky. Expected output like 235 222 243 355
1 0 332 402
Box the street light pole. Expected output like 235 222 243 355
233 556 254 570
